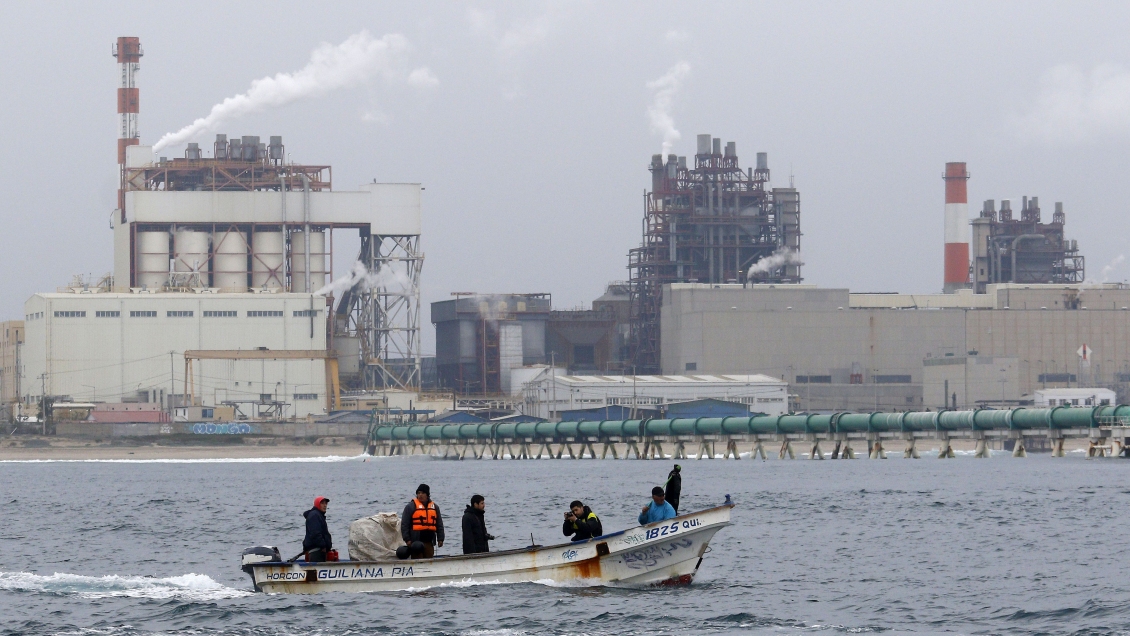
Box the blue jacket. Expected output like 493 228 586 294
638 500 677 525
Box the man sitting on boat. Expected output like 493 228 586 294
639 487 677 525
401 484 444 558
461 494 494 554
303 496 332 561
562 500 602 541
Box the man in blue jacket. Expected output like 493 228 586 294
638 486 677 525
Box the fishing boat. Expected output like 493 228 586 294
240 501 734 593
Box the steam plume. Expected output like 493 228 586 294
747 248 803 281
315 260 413 297
153 31 418 152
647 61 690 155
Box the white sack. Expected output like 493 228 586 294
348 512 402 561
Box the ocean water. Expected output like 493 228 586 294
2 452 1129 635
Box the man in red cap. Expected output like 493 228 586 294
303 496 332 561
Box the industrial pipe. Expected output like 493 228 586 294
367 406 1130 443
1011 234 1045 284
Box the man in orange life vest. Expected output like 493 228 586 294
400 483 445 558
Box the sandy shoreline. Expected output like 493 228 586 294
0 436 367 461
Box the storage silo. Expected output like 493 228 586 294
135 230 170 289
251 229 285 289
289 230 327 293
212 228 249 291
173 229 211 286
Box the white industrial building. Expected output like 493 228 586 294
522 371 789 419
23 292 330 417
21 134 421 422
1033 388 1116 408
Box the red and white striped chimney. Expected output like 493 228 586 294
114 37 142 217
943 162 970 293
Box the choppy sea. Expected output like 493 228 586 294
2 450 1129 635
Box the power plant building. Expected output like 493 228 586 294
660 282 1130 410
17 37 424 419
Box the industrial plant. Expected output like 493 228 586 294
1 36 1127 441
4 37 425 431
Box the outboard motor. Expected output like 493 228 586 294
241 546 282 590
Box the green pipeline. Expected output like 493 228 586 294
369 405 1130 441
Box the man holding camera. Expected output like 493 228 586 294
561 500 602 541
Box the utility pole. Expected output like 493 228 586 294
169 351 175 418
39 373 46 435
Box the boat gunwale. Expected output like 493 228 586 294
247 503 734 570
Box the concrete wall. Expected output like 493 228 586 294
23 292 328 417
662 284 1130 411
56 421 368 438
922 356 1020 409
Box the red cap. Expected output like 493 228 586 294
313 496 329 508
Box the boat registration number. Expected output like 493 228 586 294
625 518 703 545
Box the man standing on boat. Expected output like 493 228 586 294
401 484 444 558
562 500 603 541
302 496 332 561
664 464 682 513
639 487 677 525
462 494 494 554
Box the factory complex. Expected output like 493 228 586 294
0 36 1126 437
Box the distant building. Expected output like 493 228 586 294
522 371 788 420
431 294 551 394
1033 388 1115 408
0 320 23 408
661 282 1130 411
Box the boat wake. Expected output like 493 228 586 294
0 571 253 600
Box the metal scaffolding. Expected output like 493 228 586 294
628 135 802 373
356 234 424 391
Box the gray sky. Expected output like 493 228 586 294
3 1 1130 353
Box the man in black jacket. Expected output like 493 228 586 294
665 464 682 513
461 494 495 554
562 500 602 541
303 496 332 561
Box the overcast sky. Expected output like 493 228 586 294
3 1 1130 353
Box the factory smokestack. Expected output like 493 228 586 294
943 162 970 293
114 36 142 218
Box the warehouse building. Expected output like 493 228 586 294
23 292 329 417
521 371 788 419
660 282 1130 410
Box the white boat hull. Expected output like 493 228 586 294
245 504 733 594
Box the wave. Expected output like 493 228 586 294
0 455 367 464
0 571 253 600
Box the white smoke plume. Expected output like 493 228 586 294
315 260 413 297
1083 253 1125 287
747 248 803 281
646 61 690 155
153 31 430 152
1012 63 1130 143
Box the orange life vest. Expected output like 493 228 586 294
411 498 438 532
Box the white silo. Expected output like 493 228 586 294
289 230 327 293
173 229 211 287
251 229 285 289
135 230 170 289
212 228 249 291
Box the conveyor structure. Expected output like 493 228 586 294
365 406 1130 459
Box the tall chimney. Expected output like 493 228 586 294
114 37 142 218
943 162 970 293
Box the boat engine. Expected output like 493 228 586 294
241 546 282 576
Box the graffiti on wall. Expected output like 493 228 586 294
186 423 259 435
